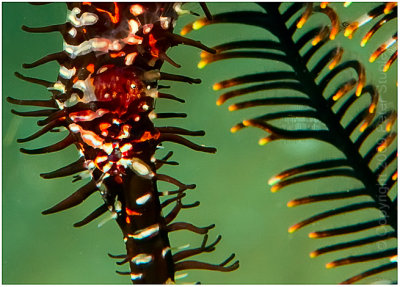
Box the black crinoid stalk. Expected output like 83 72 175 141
185 2 397 284
5 2 238 284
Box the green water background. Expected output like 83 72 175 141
3 2 397 284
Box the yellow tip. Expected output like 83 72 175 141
309 232 318 238
258 137 270 146
230 125 240 133
270 185 279 193
197 60 207 69
383 62 390 72
311 37 320 46
228 105 237 112
180 26 190 36
392 172 398 181
288 225 298 233
309 251 318 258
359 122 368 132
216 98 224 106
386 123 392 132
297 18 306 29
242 120 251 126
268 176 280 186
356 85 363 97
344 2 351 7
326 262 335 269
287 200 296 208
192 20 205 30
213 83 222 91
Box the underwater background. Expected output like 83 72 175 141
3 2 397 284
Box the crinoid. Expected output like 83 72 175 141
185 2 397 284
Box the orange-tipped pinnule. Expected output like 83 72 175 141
297 3 313 29
268 175 282 186
192 19 207 30
377 134 396 152
383 51 397 72
309 250 319 258
216 97 224 106
385 112 397 132
287 200 296 207
197 59 208 69
361 30 373 47
326 262 336 269
258 137 270 146
180 24 192 36
386 121 393 132
230 124 242 133
328 47 343 70
344 22 358 38
343 2 352 7
308 232 318 238
288 223 300 233
368 102 377 114
392 171 398 181
320 2 328 9
297 17 307 29
242 120 251 126
228 104 238 112
384 2 397 14
359 121 369 132
213 82 223 91
270 183 281 193
369 46 385 63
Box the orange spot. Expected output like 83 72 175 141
110 52 126 58
361 30 373 47
370 46 386 63
297 17 307 29
139 130 157 141
230 124 242 133
82 28 87 34
95 2 120 24
86 64 95 73
270 184 280 193
148 34 159 58
288 224 299 233
392 171 398 181
228 105 238 111
309 251 318 258
99 122 111 132
213 83 223 91
309 232 318 238
384 2 397 14
320 2 328 9
386 121 393 132
82 2 91 5
287 200 296 207
72 77 79 84
126 216 131 224
359 121 369 132
326 262 335 269
216 98 224 106
126 207 141 216
344 22 358 38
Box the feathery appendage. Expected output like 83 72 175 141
186 2 397 284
